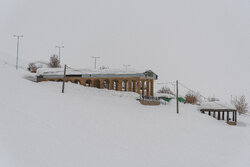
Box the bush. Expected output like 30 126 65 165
157 86 175 95
49 54 61 68
185 91 202 104
233 95 248 115
27 63 38 73
99 66 109 70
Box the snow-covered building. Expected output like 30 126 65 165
36 68 158 96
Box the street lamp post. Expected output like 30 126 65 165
55 46 64 62
92 56 100 69
123 64 131 71
13 35 23 70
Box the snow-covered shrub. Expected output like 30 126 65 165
233 95 248 115
27 62 39 73
27 61 49 73
157 86 175 95
185 91 202 104
49 55 61 68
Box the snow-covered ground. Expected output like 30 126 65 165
0 61 250 167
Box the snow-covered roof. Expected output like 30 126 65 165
199 102 236 110
37 68 146 75
36 68 158 80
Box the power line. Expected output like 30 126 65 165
178 81 229 109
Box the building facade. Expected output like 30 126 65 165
37 68 158 97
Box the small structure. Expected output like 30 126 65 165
138 96 161 105
200 102 237 125
155 93 185 103
36 68 158 97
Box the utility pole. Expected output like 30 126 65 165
62 64 67 93
123 64 131 71
13 35 23 70
55 45 64 62
92 56 100 69
176 80 179 114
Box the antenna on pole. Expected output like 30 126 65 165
92 56 100 69
123 64 131 71
55 45 64 62
13 35 23 70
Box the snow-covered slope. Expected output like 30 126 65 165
0 62 250 167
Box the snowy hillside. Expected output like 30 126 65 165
0 62 250 167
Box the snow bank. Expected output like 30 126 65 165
200 102 236 110
0 63 250 167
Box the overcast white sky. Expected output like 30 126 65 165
0 0 250 103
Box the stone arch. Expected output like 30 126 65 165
131 80 137 92
103 79 110 89
73 79 81 85
112 80 119 90
85 79 92 87
140 80 143 95
122 80 128 91
142 80 147 96
122 80 126 91
94 79 101 88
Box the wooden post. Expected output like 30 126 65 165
109 80 113 90
100 79 104 89
150 80 154 96
118 79 122 91
176 80 179 114
90 79 94 87
62 64 67 93
222 111 224 120
213 111 216 118
227 112 229 122
128 80 132 92
218 111 220 120
208 111 211 116
235 111 237 123
136 79 140 95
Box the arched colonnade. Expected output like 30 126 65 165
48 77 154 96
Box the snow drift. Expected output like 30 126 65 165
0 62 250 167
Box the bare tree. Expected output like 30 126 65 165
157 86 175 95
49 54 61 68
233 95 248 115
185 91 202 104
